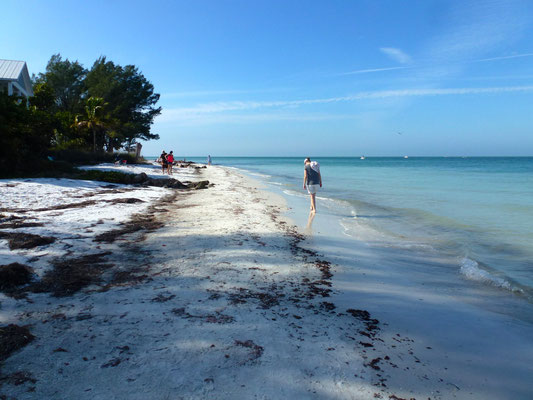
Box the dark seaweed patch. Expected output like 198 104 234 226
0 232 55 250
228 288 281 309
0 325 34 362
31 252 113 297
0 263 34 291
0 370 37 386
234 339 264 361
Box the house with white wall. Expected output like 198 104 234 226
0 59 33 98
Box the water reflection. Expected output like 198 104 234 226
304 211 316 235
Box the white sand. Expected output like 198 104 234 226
1 165 529 399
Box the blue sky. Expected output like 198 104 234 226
2 0 533 156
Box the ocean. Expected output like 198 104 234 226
177 156 533 304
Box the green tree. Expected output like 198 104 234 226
85 57 160 151
35 54 87 114
30 82 82 150
0 92 56 174
29 82 56 112
74 97 108 152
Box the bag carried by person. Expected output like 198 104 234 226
310 161 320 173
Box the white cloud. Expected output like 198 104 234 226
162 89 254 98
424 0 528 64
357 2 531 84
161 87 291 99
158 112 361 126
338 51 533 80
380 47 412 64
158 85 533 123
339 66 410 76
474 52 533 63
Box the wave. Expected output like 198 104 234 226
248 171 273 179
233 161 533 300
460 258 523 294
282 189 307 198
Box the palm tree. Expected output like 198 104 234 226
74 96 107 152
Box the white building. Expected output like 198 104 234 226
0 59 33 98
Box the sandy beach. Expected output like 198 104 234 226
1 163 532 399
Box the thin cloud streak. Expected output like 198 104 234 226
159 85 533 122
339 66 411 76
380 47 412 64
159 112 361 126
163 89 253 98
162 87 291 99
338 52 533 77
474 52 533 63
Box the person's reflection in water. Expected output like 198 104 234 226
304 211 316 235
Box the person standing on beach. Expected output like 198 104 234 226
207 155 212 166
160 151 168 174
167 151 174 175
303 157 322 213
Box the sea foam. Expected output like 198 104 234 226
460 257 522 293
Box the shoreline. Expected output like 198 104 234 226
202 156 533 300
1 164 532 399
235 165 533 399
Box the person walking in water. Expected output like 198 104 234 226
303 157 322 213
207 155 212 166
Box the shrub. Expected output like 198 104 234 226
76 169 136 184
50 149 139 165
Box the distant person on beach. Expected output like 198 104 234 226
207 155 212 166
114 154 126 166
160 151 168 174
167 151 174 175
303 157 322 213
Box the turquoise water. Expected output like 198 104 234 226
157 156 533 296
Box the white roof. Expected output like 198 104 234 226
0 59 33 96
0 59 26 80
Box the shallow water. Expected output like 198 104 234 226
169 156 533 300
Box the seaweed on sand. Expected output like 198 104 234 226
31 252 113 297
0 263 34 291
228 288 281 309
234 340 264 362
0 219 44 229
0 232 55 250
0 325 34 362
95 192 178 243
94 213 163 243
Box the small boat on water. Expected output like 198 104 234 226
360 156 365 160
404 156 409 159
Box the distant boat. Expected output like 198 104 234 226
360 156 365 160
404 156 409 159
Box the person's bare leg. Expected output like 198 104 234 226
310 193 317 213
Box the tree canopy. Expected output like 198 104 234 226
0 93 57 172
86 57 161 151
1 54 160 174
32 53 160 152
35 54 87 115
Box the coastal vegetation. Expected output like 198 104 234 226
0 54 160 177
